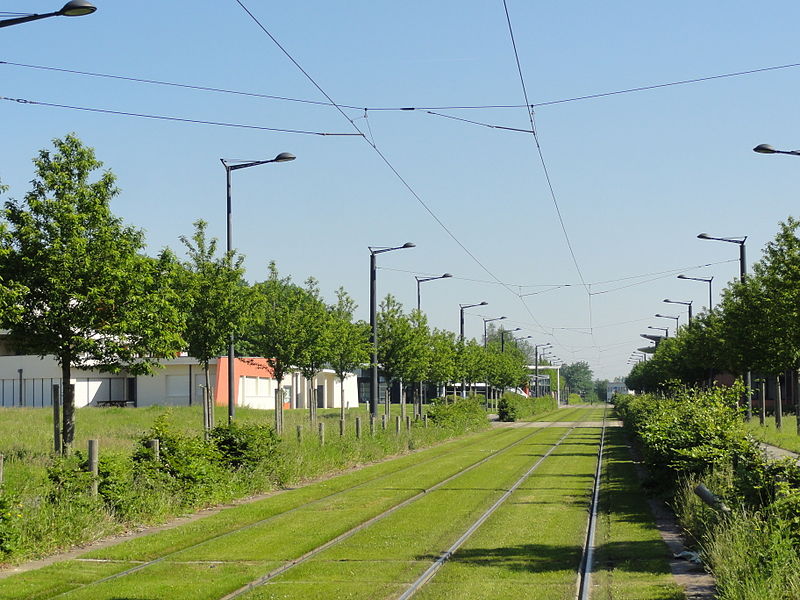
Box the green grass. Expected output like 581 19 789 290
592 427 684 600
743 414 800 453
529 405 610 422
0 426 541 598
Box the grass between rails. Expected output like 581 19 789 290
529 405 609 422
410 428 603 600
0 426 539 599
593 427 684 600
240 427 574 599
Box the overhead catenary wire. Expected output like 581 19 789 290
0 95 362 136
4 59 799 113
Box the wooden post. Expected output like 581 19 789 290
424 414 428 428
0 454 4 487
355 416 362 439
760 380 766 426
296 425 303 442
776 374 783 429
88 439 99 497
405 415 411 431
381 414 387 430
395 415 401 434
318 422 325 445
52 384 61 455
369 415 375 436
146 438 160 461
339 419 345 437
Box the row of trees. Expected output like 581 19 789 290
626 217 800 419
0 135 537 453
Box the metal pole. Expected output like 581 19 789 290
225 165 236 424
459 307 465 342
740 241 752 419
688 303 693 323
416 279 421 313
708 280 713 311
370 252 378 417
535 346 539 397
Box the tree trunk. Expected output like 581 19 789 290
340 377 346 422
760 379 766 426
400 378 406 419
203 365 211 435
60 358 75 454
776 374 783 429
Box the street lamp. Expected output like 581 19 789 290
753 144 800 157
647 325 669 338
482 316 506 347
221 152 295 424
415 273 452 312
677 274 713 310
370 242 415 416
459 302 487 341
0 1 96 28
533 342 551 397
500 328 521 353
655 313 679 333
698 231 750 417
663 298 693 323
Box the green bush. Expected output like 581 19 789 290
427 397 487 431
0 493 22 555
209 422 281 470
497 392 556 422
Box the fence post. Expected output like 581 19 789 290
339 419 345 437
296 425 303 442
370 415 375 436
355 416 362 439
0 454 4 487
381 414 387 430
395 415 401 434
88 439 99 497
52 384 61 455
424 414 428 428
760 380 766 426
146 438 160 461
318 422 325 445
405 415 411 431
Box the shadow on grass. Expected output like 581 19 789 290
417 540 670 575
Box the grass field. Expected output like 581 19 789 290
743 414 800 453
0 406 681 599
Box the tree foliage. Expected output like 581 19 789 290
0 134 184 452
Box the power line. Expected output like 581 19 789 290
0 95 362 136
5 58 798 113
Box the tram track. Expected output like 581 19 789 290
52 416 582 599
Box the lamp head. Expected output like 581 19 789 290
273 152 296 162
479 301 488 306
442 273 453 278
402 242 416 249
60 0 96 16
753 144 777 154
697 233 711 240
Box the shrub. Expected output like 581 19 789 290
0 493 22 556
497 392 556 422
427 397 487 431
209 422 280 470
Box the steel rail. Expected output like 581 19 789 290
55 423 553 598
577 406 609 600
397 424 577 599
218 420 572 600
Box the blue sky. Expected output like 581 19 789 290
2 2 799 380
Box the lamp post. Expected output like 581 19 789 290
663 299 693 323
534 343 551 397
698 232 750 417
677 274 714 310
753 144 800 157
647 325 669 339
370 242 415 416
482 316 506 347
0 1 95 28
459 302 487 342
655 313 679 334
221 152 295 424
415 273 452 312
500 328 521 353
459 301 487 398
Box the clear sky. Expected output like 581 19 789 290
2 2 799 380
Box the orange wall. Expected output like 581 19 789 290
214 357 274 407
